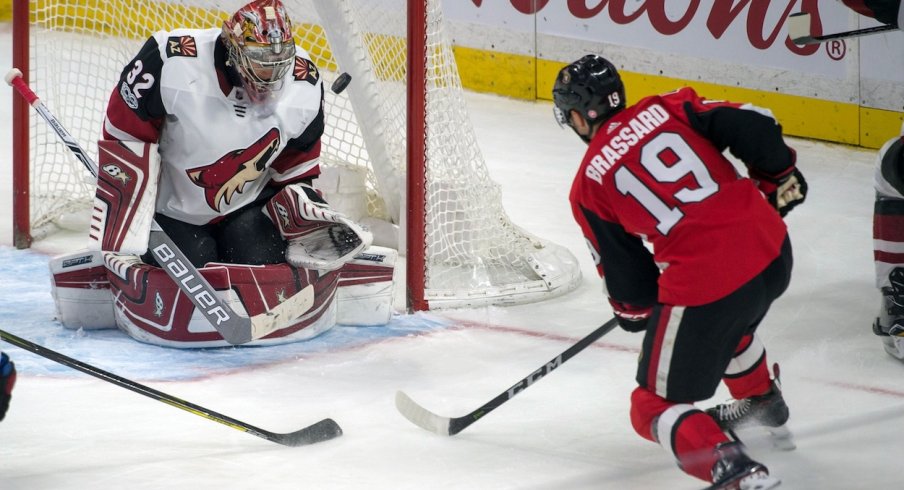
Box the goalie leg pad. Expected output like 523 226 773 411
265 183 373 271
106 258 340 348
49 250 116 330
336 246 397 326
90 141 160 254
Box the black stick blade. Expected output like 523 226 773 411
270 418 344 446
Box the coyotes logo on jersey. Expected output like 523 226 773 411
165 36 198 58
186 128 281 211
293 57 319 85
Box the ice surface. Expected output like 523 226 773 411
0 23 899 490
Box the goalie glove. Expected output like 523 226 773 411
608 298 653 333
751 167 808 217
265 183 372 271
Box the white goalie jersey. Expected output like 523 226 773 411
103 27 326 225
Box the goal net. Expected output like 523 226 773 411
11 0 581 310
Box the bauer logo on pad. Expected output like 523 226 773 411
166 36 198 58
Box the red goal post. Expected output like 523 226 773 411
11 0 581 311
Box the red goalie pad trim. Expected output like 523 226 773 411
109 261 339 345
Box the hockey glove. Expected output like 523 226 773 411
265 183 372 271
608 298 653 333
752 167 808 217
0 352 16 422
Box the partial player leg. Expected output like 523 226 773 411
632 301 779 485
630 387 778 488
872 135 904 360
704 238 795 449
0 352 16 422
705 352 794 450
707 441 781 490
873 266 904 360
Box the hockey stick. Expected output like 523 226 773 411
395 318 619 436
5 68 311 345
788 12 898 45
0 329 342 446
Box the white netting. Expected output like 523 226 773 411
21 0 580 308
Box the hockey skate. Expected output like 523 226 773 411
704 442 780 490
706 364 795 450
872 274 904 360
879 325 904 361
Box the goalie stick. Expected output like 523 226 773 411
788 12 898 45
5 68 311 346
0 329 342 446
395 318 618 436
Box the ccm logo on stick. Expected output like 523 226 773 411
506 356 563 398
152 243 231 325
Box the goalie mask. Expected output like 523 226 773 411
553 54 625 142
222 0 296 101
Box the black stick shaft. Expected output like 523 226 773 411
801 24 897 43
0 329 341 446
788 11 898 45
447 318 618 435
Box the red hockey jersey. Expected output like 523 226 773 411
569 87 792 306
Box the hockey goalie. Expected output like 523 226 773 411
49 0 397 348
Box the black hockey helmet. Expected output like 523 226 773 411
553 55 625 137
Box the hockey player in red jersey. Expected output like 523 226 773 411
553 55 806 489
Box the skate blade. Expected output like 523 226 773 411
703 469 781 490
767 425 796 451
744 474 781 490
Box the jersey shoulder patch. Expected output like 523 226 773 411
165 36 198 58
293 57 320 85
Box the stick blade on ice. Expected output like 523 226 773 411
395 391 452 436
273 418 344 446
